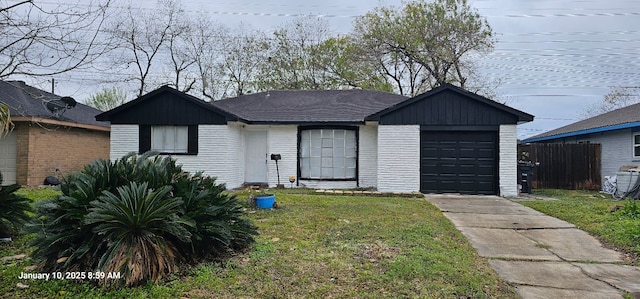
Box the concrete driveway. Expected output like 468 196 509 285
425 194 640 299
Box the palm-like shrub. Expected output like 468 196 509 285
30 152 257 287
87 182 193 286
174 173 257 259
0 171 32 237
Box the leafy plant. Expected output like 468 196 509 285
0 171 32 237
30 152 257 287
618 200 640 219
174 173 257 259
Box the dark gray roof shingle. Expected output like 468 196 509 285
210 89 408 123
525 102 640 142
0 80 108 128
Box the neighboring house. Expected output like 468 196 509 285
0 81 110 185
96 84 533 196
524 102 640 179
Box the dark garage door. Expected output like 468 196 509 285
420 131 497 195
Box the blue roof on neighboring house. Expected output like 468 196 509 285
524 102 640 143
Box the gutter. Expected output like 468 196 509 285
524 121 640 143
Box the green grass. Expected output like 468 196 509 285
522 189 640 261
14 187 61 201
1 188 514 298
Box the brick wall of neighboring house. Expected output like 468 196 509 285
15 122 110 185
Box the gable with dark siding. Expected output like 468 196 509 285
96 86 236 125
366 84 533 126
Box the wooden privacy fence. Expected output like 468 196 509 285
518 143 602 190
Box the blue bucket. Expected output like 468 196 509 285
255 195 276 209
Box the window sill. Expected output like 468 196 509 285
148 152 198 156
299 178 357 181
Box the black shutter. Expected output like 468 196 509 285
188 125 198 155
139 125 151 154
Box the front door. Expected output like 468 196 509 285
245 130 268 183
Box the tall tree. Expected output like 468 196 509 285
85 86 129 111
216 24 270 98
353 0 495 96
108 0 183 96
182 15 224 101
165 14 198 93
259 18 333 90
0 0 113 79
314 36 393 92
583 86 640 118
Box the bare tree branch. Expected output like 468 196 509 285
0 0 115 79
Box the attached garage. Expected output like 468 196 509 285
0 132 17 185
420 130 497 195
368 84 533 196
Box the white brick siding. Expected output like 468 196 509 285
109 125 139 159
225 123 245 188
377 125 420 192
109 125 243 189
176 125 243 189
266 125 298 187
499 124 518 197
358 124 378 188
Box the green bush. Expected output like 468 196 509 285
0 171 32 237
30 152 257 287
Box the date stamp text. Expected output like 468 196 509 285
18 271 122 281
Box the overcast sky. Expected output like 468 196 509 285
37 0 640 139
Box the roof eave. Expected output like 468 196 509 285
524 121 640 143
12 116 110 132
240 120 365 126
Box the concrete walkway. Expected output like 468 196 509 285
424 194 640 299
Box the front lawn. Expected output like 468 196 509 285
1 189 515 298
522 189 640 262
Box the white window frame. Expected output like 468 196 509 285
151 126 189 154
299 128 357 180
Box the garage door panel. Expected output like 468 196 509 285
420 131 497 195
477 166 495 174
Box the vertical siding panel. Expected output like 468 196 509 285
468 99 476 124
423 99 430 124
448 98 454 125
